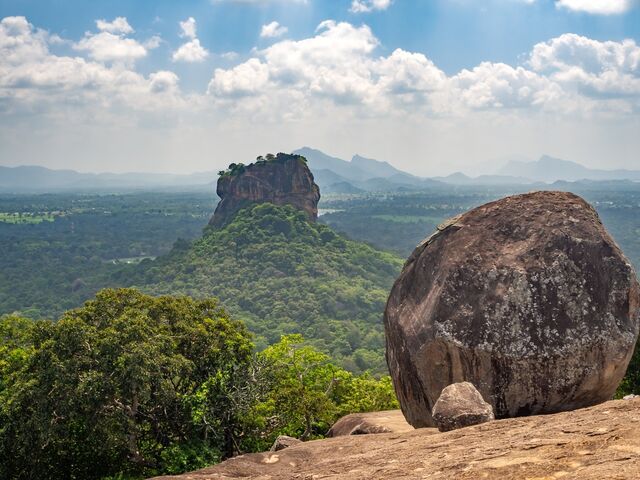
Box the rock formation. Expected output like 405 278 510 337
210 153 321 227
327 410 413 437
385 191 640 428
150 397 640 479
431 382 494 432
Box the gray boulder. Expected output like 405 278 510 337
385 191 640 428
432 382 494 432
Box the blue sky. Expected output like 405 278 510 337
0 0 639 175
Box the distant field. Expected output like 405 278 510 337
0 212 55 224
372 214 444 224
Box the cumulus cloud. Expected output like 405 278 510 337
2 15 640 174
173 18 209 63
172 39 209 62
4 15 639 119
205 19 640 118
149 71 180 93
350 0 392 13
260 21 288 38
0 16 183 115
96 17 134 34
529 33 640 98
74 32 148 63
179 17 197 39
72 17 158 65
555 0 635 15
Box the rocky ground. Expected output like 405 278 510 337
152 398 640 480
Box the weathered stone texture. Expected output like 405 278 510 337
327 410 414 437
210 153 320 227
385 191 640 428
431 382 494 432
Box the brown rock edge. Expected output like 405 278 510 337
150 398 640 479
327 410 414 437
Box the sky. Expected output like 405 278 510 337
0 0 639 176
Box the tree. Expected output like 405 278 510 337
617 340 640 397
0 289 254 480
253 335 399 442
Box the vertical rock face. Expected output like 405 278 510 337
385 191 640 428
210 153 321 227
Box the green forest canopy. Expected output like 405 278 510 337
131 203 404 375
0 289 398 480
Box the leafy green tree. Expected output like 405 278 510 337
0 288 253 480
260 334 348 439
245 335 399 444
617 340 640 397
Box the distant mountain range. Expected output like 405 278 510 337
498 155 640 183
292 147 443 192
0 165 218 192
1 151 638 194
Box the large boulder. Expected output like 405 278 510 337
431 382 494 432
210 153 320 227
385 191 640 428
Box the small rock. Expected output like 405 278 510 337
432 382 494 432
623 394 638 400
270 435 302 452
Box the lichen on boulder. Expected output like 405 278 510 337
385 191 640 428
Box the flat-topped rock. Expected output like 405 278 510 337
385 191 640 428
210 153 320 227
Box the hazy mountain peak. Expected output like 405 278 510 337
499 155 640 183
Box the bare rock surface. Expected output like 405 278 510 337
150 398 640 479
269 435 301 452
432 382 494 432
385 191 640 428
210 153 320 227
327 410 413 437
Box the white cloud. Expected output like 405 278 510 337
556 0 634 15
172 39 209 62
2 15 640 175
529 33 640 99
96 17 134 34
0 16 183 110
173 18 209 63
72 18 156 65
144 35 162 49
260 21 288 39
208 58 270 96
149 71 179 93
206 19 640 119
74 31 147 64
179 17 197 39
350 0 392 13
